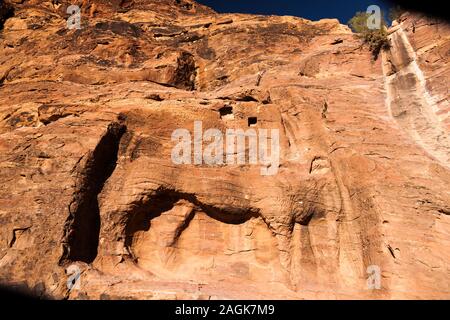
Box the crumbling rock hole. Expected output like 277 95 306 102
145 94 164 101
248 117 258 127
173 52 197 90
60 122 126 264
219 105 233 120
237 95 259 102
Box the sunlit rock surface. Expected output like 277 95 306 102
0 1 449 299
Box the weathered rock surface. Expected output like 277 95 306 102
0 1 449 299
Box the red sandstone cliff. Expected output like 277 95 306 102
0 0 449 299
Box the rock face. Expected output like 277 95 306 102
0 1 449 299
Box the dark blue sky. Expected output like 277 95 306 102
197 0 395 24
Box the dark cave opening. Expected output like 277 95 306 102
248 117 258 127
219 105 233 119
61 122 126 264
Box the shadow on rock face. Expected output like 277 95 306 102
392 0 449 21
0 1 14 30
0 285 39 300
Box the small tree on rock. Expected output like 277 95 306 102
348 12 390 60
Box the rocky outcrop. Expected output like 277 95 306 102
0 1 449 299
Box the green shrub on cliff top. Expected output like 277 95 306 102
348 12 390 60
